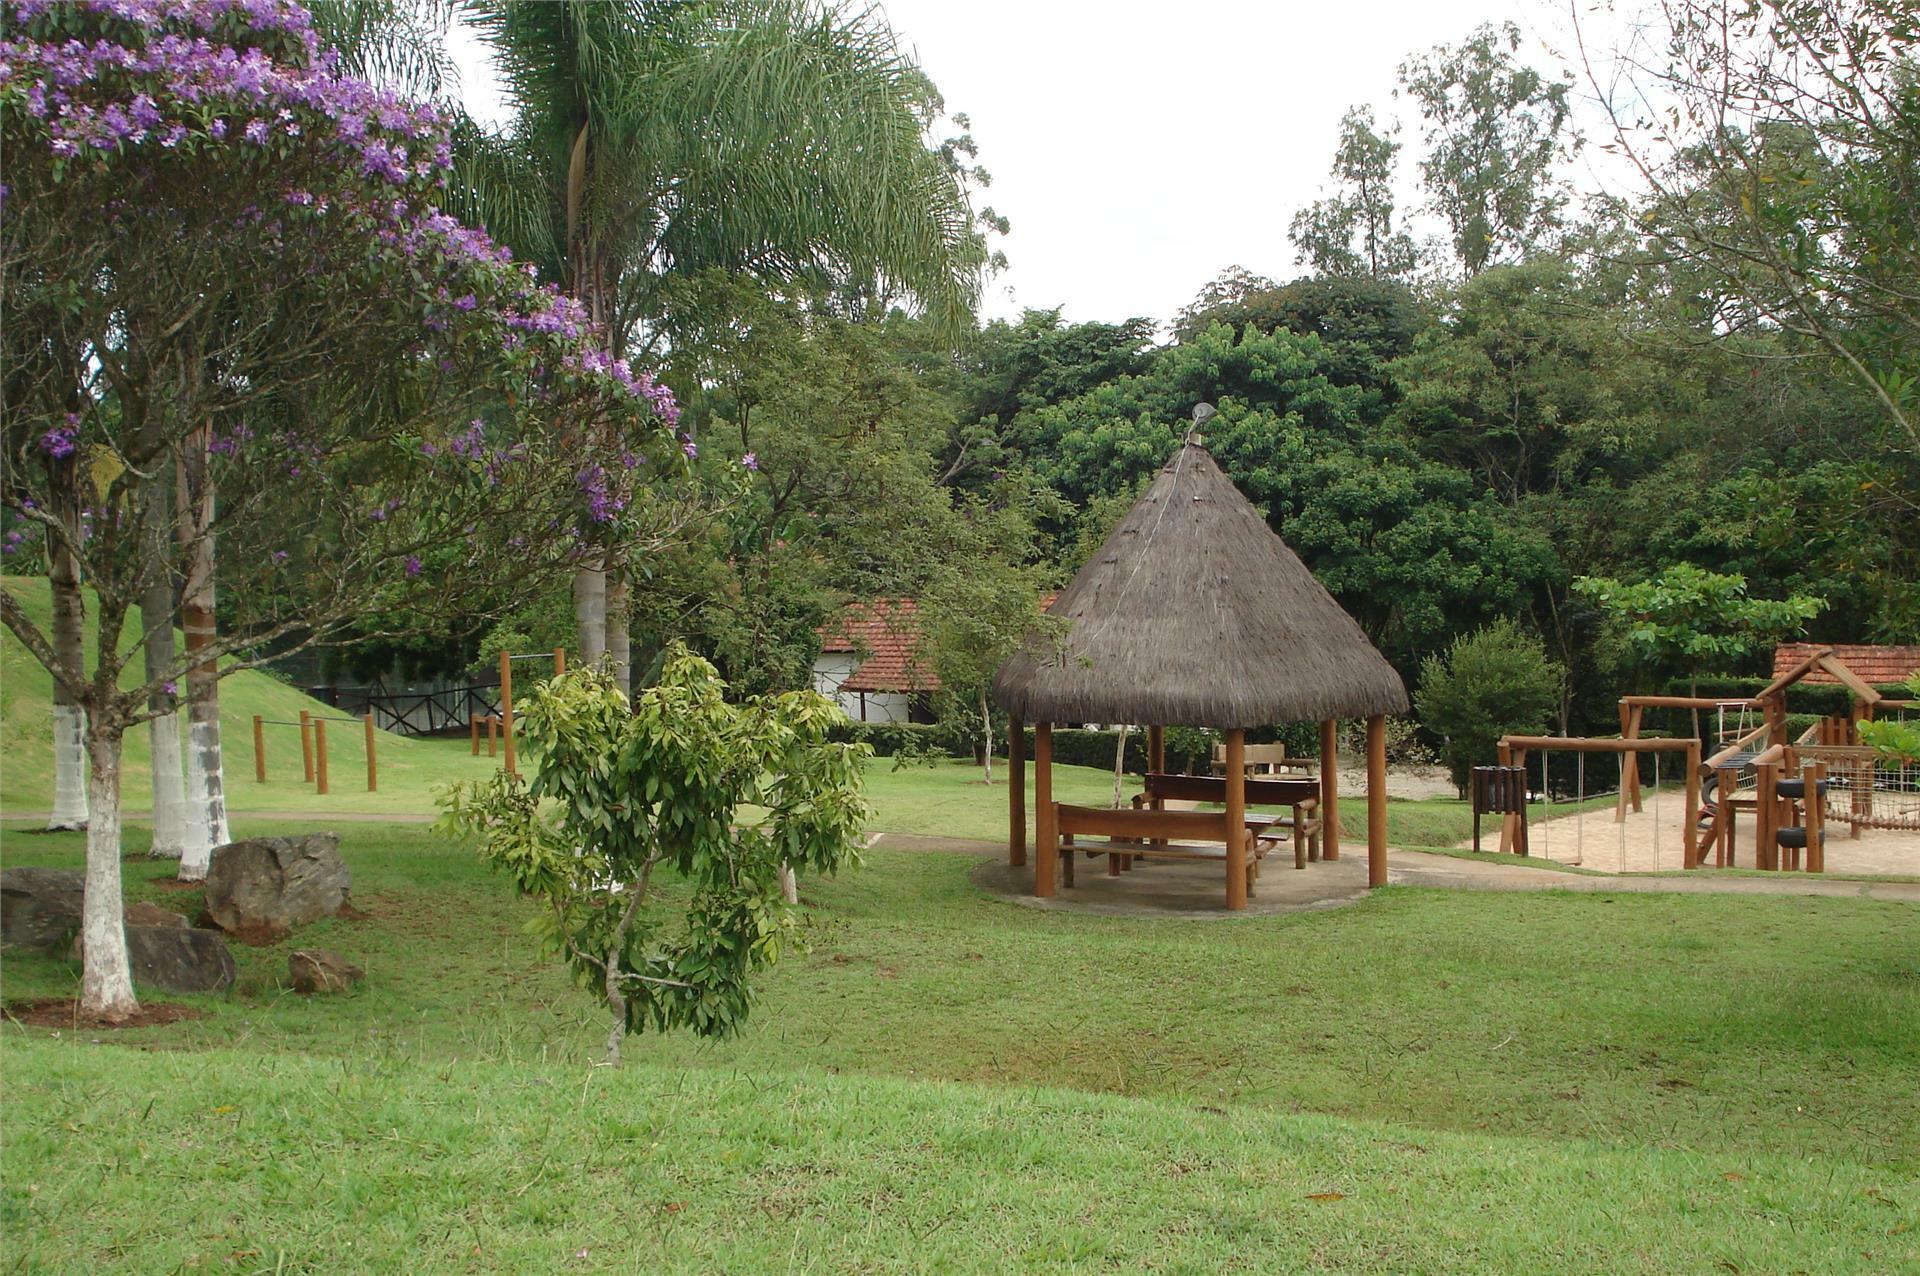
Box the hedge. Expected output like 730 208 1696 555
1666 677 1912 720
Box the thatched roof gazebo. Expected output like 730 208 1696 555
994 420 1409 909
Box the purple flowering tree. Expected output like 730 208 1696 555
0 0 681 1020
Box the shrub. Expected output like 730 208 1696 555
1416 620 1564 794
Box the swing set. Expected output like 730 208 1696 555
1489 734 1703 871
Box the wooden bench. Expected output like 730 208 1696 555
1134 772 1325 868
1053 804 1262 895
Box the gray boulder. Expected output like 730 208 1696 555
1 867 84 953
204 833 350 944
289 949 364 994
73 924 236 993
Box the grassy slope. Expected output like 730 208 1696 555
4 823 1917 1270
9 1037 1909 1274
0 575 504 814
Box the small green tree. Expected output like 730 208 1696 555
438 651 870 1063
1573 565 1825 694
1416 620 1564 794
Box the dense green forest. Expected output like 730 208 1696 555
398 11 1916 757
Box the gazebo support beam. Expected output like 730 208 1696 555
1147 725 1164 775
1034 723 1055 897
1225 729 1247 909
1319 718 1339 861
1008 716 1026 867
1367 714 1387 888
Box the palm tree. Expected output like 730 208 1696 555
456 0 988 694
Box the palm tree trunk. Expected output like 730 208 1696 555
605 569 631 699
177 433 227 879
574 560 607 669
80 716 138 1021
46 489 89 831
141 477 188 858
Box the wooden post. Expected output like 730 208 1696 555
1628 704 1644 812
1319 718 1340 861
499 649 516 777
315 717 330 796
253 715 266 783
1682 740 1701 869
1497 741 1513 855
1367 715 1388 888
487 713 498 757
1224 729 1247 910
299 709 314 783
1147 725 1165 776
470 712 481 755
1034 724 1055 897
1805 761 1826 873
1728 767 1743 867
553 648 566 677
364 712 378 792
1754 761 1777 871
1009 716 1027 867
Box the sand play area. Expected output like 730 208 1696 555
1470 796 1920 876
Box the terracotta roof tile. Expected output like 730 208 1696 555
1771 643 1920 687
819 599 937 693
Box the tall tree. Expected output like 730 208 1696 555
3 0 677 1018
1289 105 1419 280
458 0 992 692
1576 0 1920 456
1400 21 1573 275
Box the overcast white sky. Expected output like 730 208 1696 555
452 1 1636 327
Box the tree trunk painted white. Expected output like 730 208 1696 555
177 436 226 880
605 570 631 700
141 483 187 858
81 724 138 1021
47 520 89 830
778 863 799 906
979 688 994 785
574 561 606 669
147 712 188 858
1111 724 1132 808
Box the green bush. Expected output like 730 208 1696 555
1679 677 1911 719
1416 620 1564 795
827 721 964 759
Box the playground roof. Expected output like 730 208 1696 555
1771 644 1920 689
992 433 1408 729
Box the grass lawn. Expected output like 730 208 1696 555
4 822 1917 1271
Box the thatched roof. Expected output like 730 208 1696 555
993 434 1408 728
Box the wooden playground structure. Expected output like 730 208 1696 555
1479 647 1918 875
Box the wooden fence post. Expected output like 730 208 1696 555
500 649 516 777
364 712 378 792
315 718 330 796
553 648 566 677
253 715 266 783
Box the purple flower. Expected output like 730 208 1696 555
244 119 269 145
682 439 698 460
39 424 77 459
405 555 422 577
162 680 178 697
740 452 758 472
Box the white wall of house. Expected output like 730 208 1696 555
810 653 915 722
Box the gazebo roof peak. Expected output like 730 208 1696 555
993 427 1407 729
